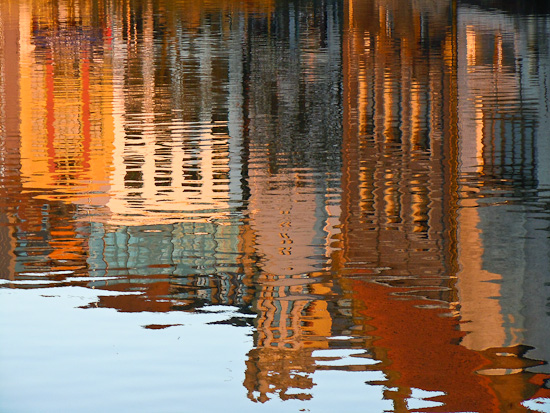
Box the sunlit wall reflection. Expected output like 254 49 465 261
1 0 550 412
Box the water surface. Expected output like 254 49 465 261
1 0 550 411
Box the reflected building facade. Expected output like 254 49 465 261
0 0 349 360
341 0 550 411
0 0 259 307
2 0 550 411
0 0 94 278
339 0 477 410
17 0 114 204
86 0 257 312
241 0 353 402
456 0 550 399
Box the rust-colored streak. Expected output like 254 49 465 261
45 51 56 174
80 52 91 171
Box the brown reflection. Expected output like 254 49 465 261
340 0 467 408
341 0 455 286
340 0 550 411
0 0 20 280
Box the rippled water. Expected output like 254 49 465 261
1 0 550 412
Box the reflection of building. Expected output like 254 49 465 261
0 0 264 306
17 0 114 204
3 0 550 410
0 1 113 277
12 0 272 223
83 1 261 310
245 272 335 402
105 0 244 225
244 0 343 276
339 0 469 409
456 4 550 381
0 1 91 278
242 0 352 402
86 220 254 312
340 0 455 283
339 0 550 411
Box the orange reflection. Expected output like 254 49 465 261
245 272 334 402
341 0 550 411
1 1 549 411
14 0 275 224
